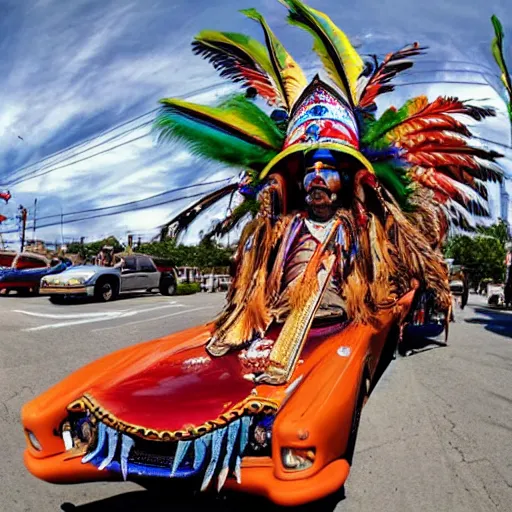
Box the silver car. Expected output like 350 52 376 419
40 255 177 303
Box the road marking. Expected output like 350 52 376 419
91 306 217 332
20 302 185 331
14 301 181 320
15 310 126 319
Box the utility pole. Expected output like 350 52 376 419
60 206 64 247
32 198 37 241
20 206 27 252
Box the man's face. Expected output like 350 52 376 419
303 163 342 221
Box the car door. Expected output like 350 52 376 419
120 257 139 291
136 256 160 290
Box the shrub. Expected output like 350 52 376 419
176 282 201 295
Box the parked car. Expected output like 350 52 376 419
0 252 66 296
216 274 232 291
0 250 17 269
487 283 505 307
177 266 202 284
200 274 232 292
40 254 178 303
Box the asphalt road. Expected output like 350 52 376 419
1 292 511 511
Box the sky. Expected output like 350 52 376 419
0 0 511 249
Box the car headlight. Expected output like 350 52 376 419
281 447 316 471
67 277 85 286
25 429 42 451
66 273 95 285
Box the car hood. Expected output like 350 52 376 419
59 265 111 274
43 266 118 281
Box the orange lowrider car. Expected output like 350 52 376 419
22 291 414 507
21 0 503 506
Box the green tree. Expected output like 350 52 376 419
444 231 507 287
138 237 234 270
66 236 125 261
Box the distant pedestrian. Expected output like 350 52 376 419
505 243 512 307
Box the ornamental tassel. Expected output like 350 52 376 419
367 214 398 306
342 262 373 324
241 216 274 332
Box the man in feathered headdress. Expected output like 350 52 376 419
154 0 504 384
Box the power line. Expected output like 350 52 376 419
6 65 504 187
0 178 235 234
7 133 151 186
35 178 233 220
7 110 157 179
0 190 222 233
359 56 498 75
6 120 153 185
4 81 229 183
394 79 491 88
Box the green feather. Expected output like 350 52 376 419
491 15 512 121
193 30 286 108
362 96 430 146
373 162 414 208
154 94 284 169
361 107 403 146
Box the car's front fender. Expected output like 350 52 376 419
270 324 370 482
269 290 415 481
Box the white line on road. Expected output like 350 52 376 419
14 301 181 320
91 306 217 332
20 302 185 331
15 310 126 319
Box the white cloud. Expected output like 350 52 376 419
1 0 511 248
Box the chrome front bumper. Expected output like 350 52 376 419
40 285 94 296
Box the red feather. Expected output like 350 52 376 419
387 96 496 142
388 116 473 141
410 166 480 208
406 150 484 169
358 43 427 108
413 96 495 121
397 131 468 149
192 39 281 106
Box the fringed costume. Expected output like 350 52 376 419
154 0 503 383
23 1 508 496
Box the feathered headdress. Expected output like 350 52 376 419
491 15 512 122
154 0 504 239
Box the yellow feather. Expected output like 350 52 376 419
282 53 308 106
311 7 363 103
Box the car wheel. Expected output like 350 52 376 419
159 280 176 296
49 295 66 305
95 279 119 302
31 285 40 296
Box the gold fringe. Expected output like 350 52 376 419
211 181 452 357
